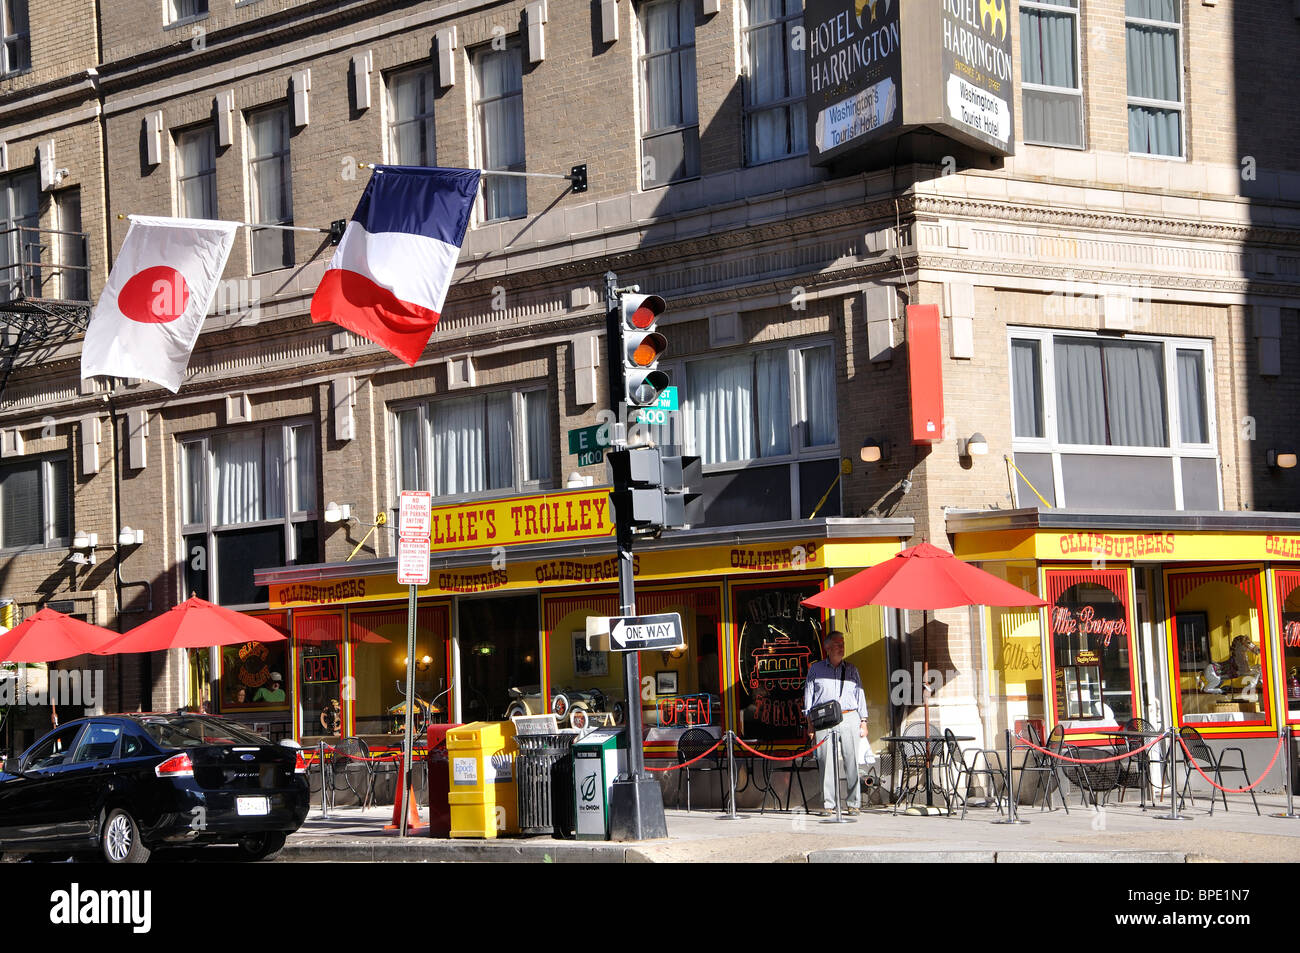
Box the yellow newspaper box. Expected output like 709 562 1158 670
447 721 518 838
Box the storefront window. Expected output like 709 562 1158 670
350 605 450 735
219 612 289 719
294 613 343 738
459 595 540 721
1045 568 1136 729
1167 568 1270 728
1278 570 1300 723
733 582 825 741
985 563 1045 723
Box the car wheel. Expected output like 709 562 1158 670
234 832 286 862
101 809 151 864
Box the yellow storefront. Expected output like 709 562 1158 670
951 509 1300 748
240 488 914 766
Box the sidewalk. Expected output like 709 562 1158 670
283 793 1300 863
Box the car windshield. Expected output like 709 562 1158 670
137 716 270 749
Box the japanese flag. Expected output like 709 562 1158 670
81 215 238 393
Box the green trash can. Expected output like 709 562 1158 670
572 728 627 841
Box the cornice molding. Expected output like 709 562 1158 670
912 194 1300 248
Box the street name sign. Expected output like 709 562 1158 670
608 612 684 652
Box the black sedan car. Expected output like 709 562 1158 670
0 713 310 862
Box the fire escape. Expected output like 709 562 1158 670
0 222 91 402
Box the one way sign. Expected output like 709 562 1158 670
608 612 684 652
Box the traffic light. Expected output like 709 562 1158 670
607 447 701 533
617 292 669 407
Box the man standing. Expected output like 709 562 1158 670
803 631 868 816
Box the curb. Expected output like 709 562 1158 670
281 838 641 863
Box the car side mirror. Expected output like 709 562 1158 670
3 757 23 775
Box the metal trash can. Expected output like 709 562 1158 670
515 731 579 837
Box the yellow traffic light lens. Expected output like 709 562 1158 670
632 341 659 366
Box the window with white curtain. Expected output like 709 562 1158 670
0 456 68 550
1020 0 1083 148
247 106 294 273
639 0 699 187
387 66 437 167
393 388 552 500
1 0 30 74
681 342 838 525
176 126 217 219
742 0 806 165
1009 330 1216 510
0 170 39 302
473 42 526 221
181 423 318 606
1126 0 1183 158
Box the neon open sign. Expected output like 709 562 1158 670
658 694 712 727
301 654 338 685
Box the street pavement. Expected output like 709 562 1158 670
282 792 1300 863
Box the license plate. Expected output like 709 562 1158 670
237 796 270 816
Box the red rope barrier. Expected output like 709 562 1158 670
1014 733 1164 764
1177 733 1285 794
646 739 723 772
733 735 830 762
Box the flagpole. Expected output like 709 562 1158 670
359 163 587 190
115 213 335 235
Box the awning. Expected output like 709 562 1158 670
256 516 916 610
947 507 1300 563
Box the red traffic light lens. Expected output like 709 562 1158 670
630 305 657 329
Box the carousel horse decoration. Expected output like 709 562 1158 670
1199 635 1262 695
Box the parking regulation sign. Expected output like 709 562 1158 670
397 490 433 586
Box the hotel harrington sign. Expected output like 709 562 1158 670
804 0 1015 165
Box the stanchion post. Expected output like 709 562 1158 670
319 740 329 820
1156 725 1191 822
719 731 744 821
1271 725 1297 820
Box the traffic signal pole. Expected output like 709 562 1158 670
605 270 669 841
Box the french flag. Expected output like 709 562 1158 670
311 166 481 366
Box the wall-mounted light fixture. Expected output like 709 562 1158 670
69 531 98 566
118 526 144 547
1267 449 1297 470
958 432 989 459
403 654 433 672
859 437 890 464
660 644 687 665
324 501 354 524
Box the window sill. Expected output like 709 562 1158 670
164 13 210 31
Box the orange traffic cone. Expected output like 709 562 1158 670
385 754 428 833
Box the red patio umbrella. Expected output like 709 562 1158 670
93 596 288 654
0 607 120 662
802 541 1046 738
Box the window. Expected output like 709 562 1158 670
1020 0 1083 148
393 388 551 500
1126 0 1183 157
0 170 38 302
387 67 437 167
54 189 88 302
679 342 837 526
247 106 293 273
1 0 29 73
0 456 69 549
1046 570 1136 729
167 0 207 24
176 126 217 220
473 43 525 222
1009 330 1216 509
742 0 806 164
181 423 317 606
639 0 699 187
